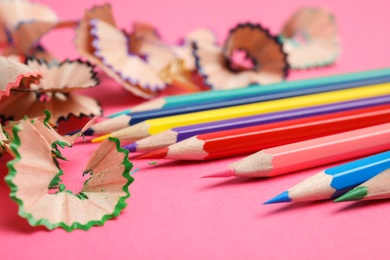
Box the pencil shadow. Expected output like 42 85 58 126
0 181 47 234
2 212 49 234
134 159 206 168
333 199 390 213
261 201 327 217
198 177 266 190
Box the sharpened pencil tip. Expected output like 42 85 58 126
334 186 368 202
82 128 95 136
264 191 292 204
67 127 95 136
65 129 80 136
123 142 137 153
201 167 236 178
136 148 169 159
91 134 111 143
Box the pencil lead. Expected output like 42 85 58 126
263 191 292 204
65 127 95 136
334 186 368 202
136 148 169 159
65 129 79 136
201 167 236 178
106 109 132 118
82 128 95 136
91 134 111 143
123 142 137 153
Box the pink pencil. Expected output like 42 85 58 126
204 122 390 178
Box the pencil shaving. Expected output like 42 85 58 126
0 123 9 155
5 115 133 231
280 7 340 69
0 59 101 123
90 19 168 92
0 56 42 100
173 28 217 71
0 0 75 54
76 5 188 97
194 23 288 90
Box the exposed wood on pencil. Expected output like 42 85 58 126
139 105 390 160
105 67 390 118
123 95 390 153
91 122 151 143
265 149 390 204
206 123 390 179
335 169 390 202
91 84 390 143
86 114 132 136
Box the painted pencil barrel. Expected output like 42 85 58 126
159 105 390 160
147 83 390 134
265 137 390 203
123 95 390 153
128 75 390 125
162 68 390 109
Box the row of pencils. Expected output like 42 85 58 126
74 67 390 204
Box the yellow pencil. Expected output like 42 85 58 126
92 83 390 143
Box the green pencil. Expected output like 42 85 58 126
107 67 390 118
335 168 390 202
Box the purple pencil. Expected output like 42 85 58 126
123 95 390 153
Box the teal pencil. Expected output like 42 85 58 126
265 150 390 204
107 67 390 118
335 168 390 202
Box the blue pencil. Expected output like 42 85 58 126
265 150 390 204
82 75 390 136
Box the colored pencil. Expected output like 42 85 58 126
83 74 390 136
265 149 390 204
137 105 390 160
334 168 390 202
107 67 390 118
205 123 390 178
124 95 390 153
91 83 390 143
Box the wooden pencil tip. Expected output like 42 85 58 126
201 167 236 178
123 142 137 153
82 128 95 136
91 134 111 143
136 148 169 159
65 129 80 136
263 191 292 204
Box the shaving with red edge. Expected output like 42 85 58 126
0 58 101 124
0 56 42 100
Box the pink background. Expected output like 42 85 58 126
1 0 390 259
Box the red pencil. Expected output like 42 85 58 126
138 103 390 160
203 123 390 180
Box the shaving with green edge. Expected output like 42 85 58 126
4 113 134 232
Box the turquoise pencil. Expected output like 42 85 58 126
265 150 390 204
107 67 390 118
